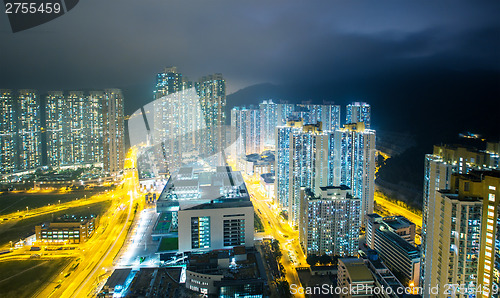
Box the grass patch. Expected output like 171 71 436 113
254 212 264 232
0 201 111 247
159 236 178 251
0 188 110 216
0 258 72 297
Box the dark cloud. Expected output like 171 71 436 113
0 0 499 95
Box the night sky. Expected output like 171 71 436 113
1 1 499 140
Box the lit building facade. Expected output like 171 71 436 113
17 89 42 171
333 122 376 226
35 216 99 244
275 119 303 209
346 102 371 128
0 89 16 173
299 186 360 257
102 89 125 173
420 144 500 292
259 100 278 149
178 200 254 253
45 91 65 167
422 170 500 297
369 217 420 287
197 74 226 166
230 106 262 158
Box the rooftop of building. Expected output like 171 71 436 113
260 173 275 184
187 247 263 281
383 216 414 230
104 268 132 289
366 213 382 220
183 199 253 211
376 228 419 255
339 258 374 283
157 166 250 202
39 215 97 229
305 186 356 201
244 151 275 164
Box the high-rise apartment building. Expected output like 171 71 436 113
259 100 278 149
17 89 42 171
276 103 295 126
230 106 261 157
422 170 499 297
346 102 371 128
325 104 341 131
333 122 376 226
87 91 104 164
420 144 500 292
151 68 226 173
275 119 303 209
299 186 360 257
288 122 335 228
102 89 125 173
45 91 65 167
67 91 87 164
0 89 16 173
197 74 226 165
46 91 105 168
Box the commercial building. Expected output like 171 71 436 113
346 102 371 129
156 166 254 253
360 250 408 298
338 258 376 298
374 227 420 287
178 200 254 253
366 214 419 286
422 170 500 297
420 143 500 293
185 246 267 297
299 186 360 257
366 214 416 249
35 215 99 244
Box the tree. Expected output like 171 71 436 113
307 254 319 266
319 254 332 265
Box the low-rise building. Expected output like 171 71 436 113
185 246 267 297
178 200 254 253
338 258 376 298
374 227 420 287
35 215 99 244
365 214 420 286
259 173 274 199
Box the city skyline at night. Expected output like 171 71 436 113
0 1 499 297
